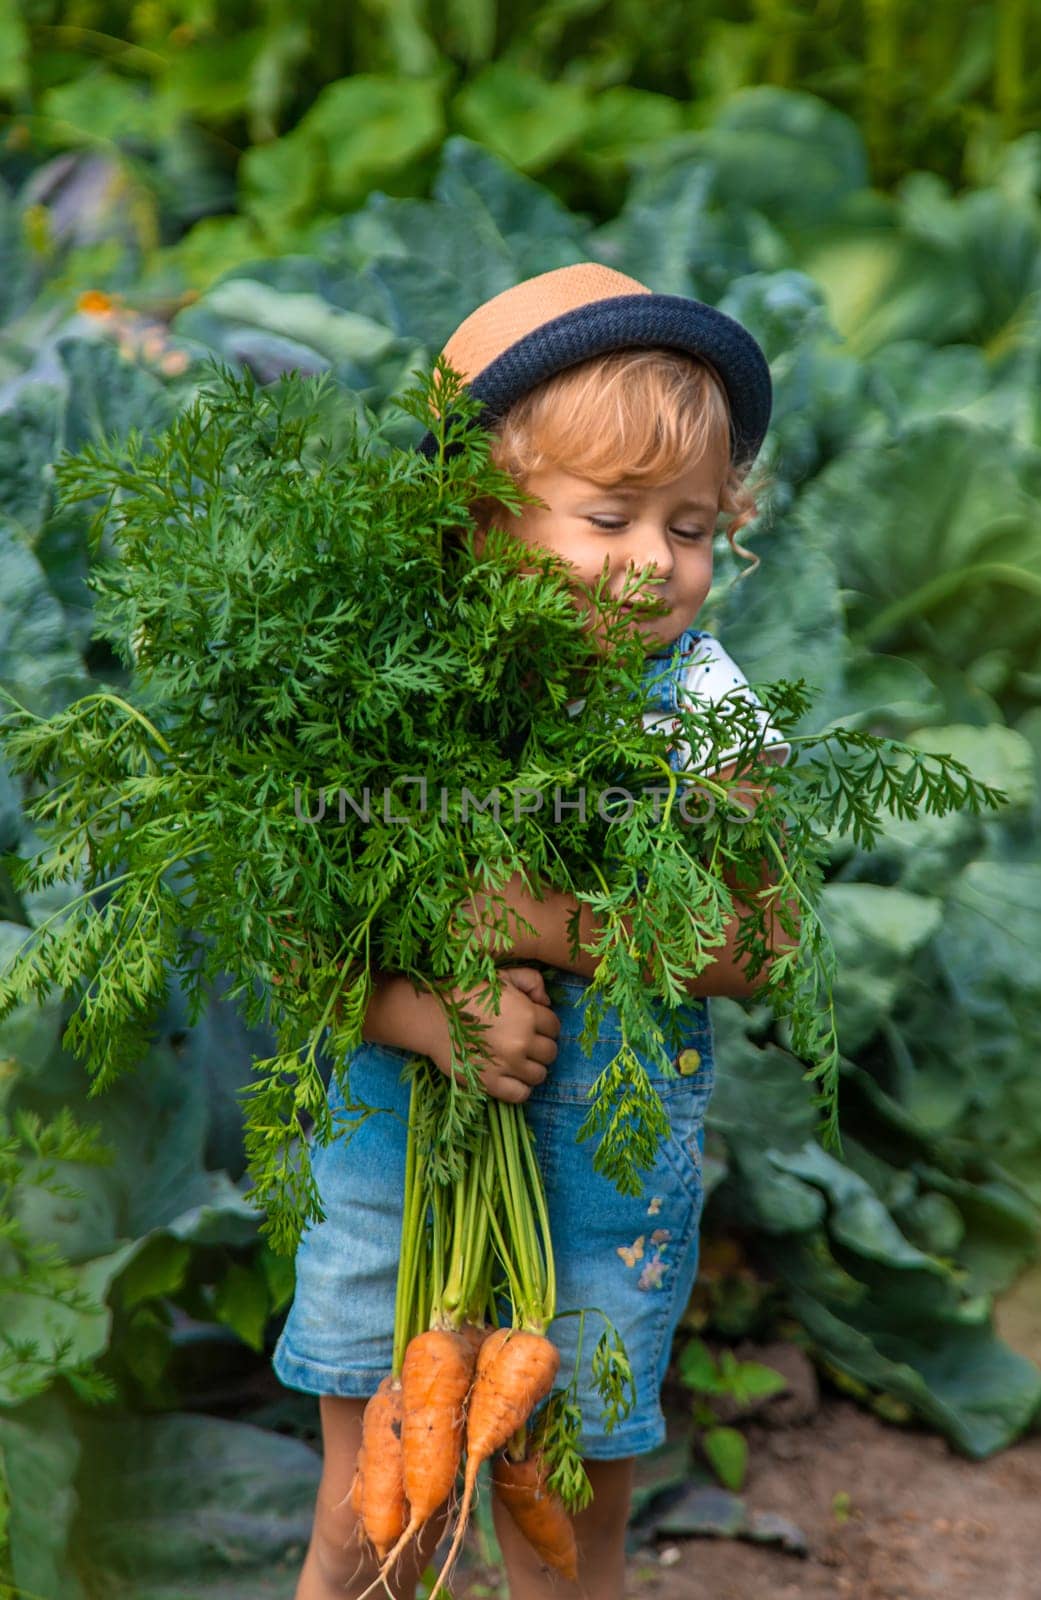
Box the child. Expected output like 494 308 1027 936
274 263 791 1600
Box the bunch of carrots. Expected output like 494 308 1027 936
346 1058 629 1598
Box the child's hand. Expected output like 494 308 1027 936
430 965 560 1104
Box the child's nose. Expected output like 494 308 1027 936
622 524 675 582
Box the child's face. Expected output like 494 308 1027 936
480 431 729 651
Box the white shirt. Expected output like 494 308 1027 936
566 628 791 780
652 629 791 778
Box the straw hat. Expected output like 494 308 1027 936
416 261 772 466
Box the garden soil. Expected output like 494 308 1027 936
623 1395 1041 1600
451 1391 1041 1599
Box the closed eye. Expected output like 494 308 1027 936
588 517 710 542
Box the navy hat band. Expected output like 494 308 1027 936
417 290 771 467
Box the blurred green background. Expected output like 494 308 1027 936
2 3 1041 1595
2 0 1040 295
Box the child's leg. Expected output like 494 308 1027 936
294 1395 453 1600
491 1455 635 1600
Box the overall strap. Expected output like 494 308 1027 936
641 626 703 714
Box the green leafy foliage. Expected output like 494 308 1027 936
591 1324 637 1434
5 0 1040 262
677 1337 786 1489
0 1103 118 1407
72 1409 322 1598
536 1389 591 1515
702 1425 747 1491
679 1337 787 1405
0 1390 87 1600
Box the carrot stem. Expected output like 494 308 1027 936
440 1126 488 1324
488 1102 531 1322
479 1132 525 1302
392 1067 427 1374
516 1106 556 1321
488 1100 553 1332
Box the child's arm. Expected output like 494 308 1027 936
360 969 450 1052
269 918 557 1099
460 764 798 999
356 967 560 1104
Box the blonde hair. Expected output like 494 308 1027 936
474 348 770 575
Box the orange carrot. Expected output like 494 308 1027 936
428 1327 560 1600
402 1329 476 1516
348 1446 365 1517
465 1328 560 1473
491 1451 579 1582
359 1375 407 1559
370 1328 477 1582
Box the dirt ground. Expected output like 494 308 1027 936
623 1396 1041 1600
449 1394 1041 1600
